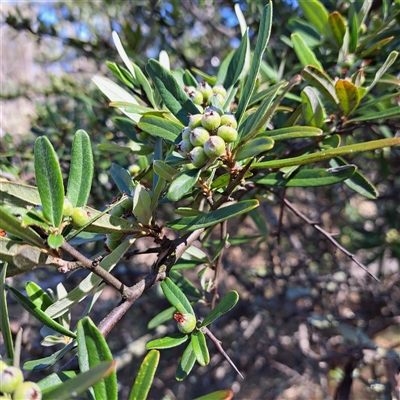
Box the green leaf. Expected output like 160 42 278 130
193 390 234 400
107 61 135 89
146 333 188 350
301 65 339 106
138 115 183 142
359 36 394 58
167 168 201 201
98 142 154 156
176 342 196 381
128 350 160 400
0 207 43 247
132 183 152 225
235 3 273 124
253 138 400 169
37 371 77 392
147 306 176 330
153 160 179 181
112 31 137 82
191 330 209 366
11 244 55 274
92 75 141 123
329 158 378 199
169 270 201 299
77 317 117 400
298 0 329 36
329 12 346 48
131 62 156 109
200 291 239 327
366 51 398 94
45 238 136 318
146 59 199 125
41 361 115 400
0 264 14 360
166 200 259 231
6 285 76 339
66 130 94 208
113 117 139 141
34 136 64 227
235 137 274 161
254 166 356 187
0 181 41 207
110 163 133 193
183 69 198 87
291 33 323 70
160 277 194 315
348 4 358 53
347 107 400 123
301 87 326 128
263 126 323 141
223 29 249 90
48 234 63 249
335 79 360 117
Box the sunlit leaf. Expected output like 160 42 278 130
193 390 234 400
167 167 201 202
329 12 346 48
147 307 176 330
200 291 239 327
146 333 188 350
301 87 325 128
291 33 323 70
161 277 194 315
335 79 360 117
298 0 329 36
176 342 196 381
138 115 183 142
235 137 275 161
191 330 209 366
0 264 14 359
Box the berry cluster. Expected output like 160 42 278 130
0 361 41 400
178 83 238 168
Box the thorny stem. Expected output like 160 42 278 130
203 326 243 379
281 198 381 282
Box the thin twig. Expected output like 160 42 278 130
203 326 243 379
282 198 381 282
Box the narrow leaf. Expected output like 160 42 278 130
335 79 360 117
166 200 259 231
298 0 329 36
235 137 275 161
263 126 323 141
41 361 115 400
291 33 323 70
0 181 41 207
191 330 210 366
110 163 133 193
7 285 76 338
253 166 356 187
253 138 400 169
200 291 239 327
34 136 64 227
193 390 234 400
161 277 194 315
153 160 179 181
138 115 182 142
146 333 188 350
146 59 199 125
329 12 346 48
37 371 77 392
112 31 136 81
235 3 273 123
131 62 156 108
347 107 400 123
132 183 152 225
148 307 176 330
0 264 14 359
301 87 326 128
128 350 160 400
366 51 398 94
348 4 358 53
167 168 201 201
169 270 201 299
176 342 196 381
77 317 117 400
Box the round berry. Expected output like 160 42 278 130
13 381 42 400
0 366 24 394
181 127 191 140
174 312 196 334
207 93 225 105
177 139 194 155
220 113 238 129
188 147 208 168
184 85 196 94
212 84 227 98
71 207 89 227
197 81 213 99
188 90 203 105
201 111 221 131
190 127 210 147
62 198 73 218
188 114 203 129
217 125 238 143
203 136 226 158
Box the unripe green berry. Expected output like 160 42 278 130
174 312 196 334
217 125 238 143
201 110 221 131
212 84 227 98
196 104 204 113
188 147 208 168
190 127 210 147
188 90 203 105
13 381 42 400
181 127 191 140
105 237 122 251
136 131 149 141
207 93 225 105
71 207 89 227
177 139 194 155
220 113 238 129
128 164 141 175
197 81 213 99
62 198 73 217
203 136 226 158
0 366 23 394
188 114 203 129
184 86 196 94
